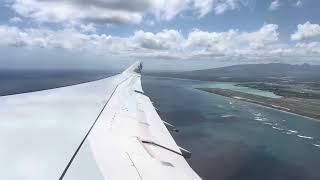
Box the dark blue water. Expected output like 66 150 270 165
0 70 116 96
142 76 320 180
1 70 320 180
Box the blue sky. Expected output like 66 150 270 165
0 0 319 71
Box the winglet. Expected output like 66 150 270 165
123 61 143 74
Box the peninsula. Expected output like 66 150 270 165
197 87 320 121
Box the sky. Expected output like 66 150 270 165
0 0 320 71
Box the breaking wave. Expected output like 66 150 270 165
297 135 314 140
288 130 298 134
313 144 320 148
221 114 234 118
272 126 284 131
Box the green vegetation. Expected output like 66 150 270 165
197 87 320 121
237 83 320 99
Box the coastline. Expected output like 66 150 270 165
197 87 320 122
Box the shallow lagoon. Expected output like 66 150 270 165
196 81 281 98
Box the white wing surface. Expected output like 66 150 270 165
0 62 201 180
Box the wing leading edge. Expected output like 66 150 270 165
0 62 201 180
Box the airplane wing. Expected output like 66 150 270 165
0 62 201 180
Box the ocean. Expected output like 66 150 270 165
142 76 320 180
1 70 320 180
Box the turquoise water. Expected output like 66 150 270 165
196 82 281 98
143 76 320 180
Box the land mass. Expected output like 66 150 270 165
147 63 320 83
237 82 320 99
197 87 320 121
147 63 320 120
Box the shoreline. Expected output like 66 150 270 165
236 96 320 122
197 87 320 122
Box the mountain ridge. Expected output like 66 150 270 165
148 63 320 83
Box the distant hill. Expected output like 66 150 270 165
148 63 320 83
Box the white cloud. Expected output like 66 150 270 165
133 30 183 50
291 21 320 41
9 16 22 24
193 0 213 17
152 0 190 21
269 0 303 11
296 42 320 54
269 0 281 11
241 24 279 48
184 29 239 54
0 23 319 62
213 0 241 14
11 0 147 24
9 0 192 24
0 25 93 49
0 25 21 46
8 0 257 25
294 0 303 7
79 24 97 33
184 24 279 53
193 0 254 17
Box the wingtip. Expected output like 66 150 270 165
123 61 143 74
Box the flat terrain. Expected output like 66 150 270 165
197 87 320 121
238 82 320 99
